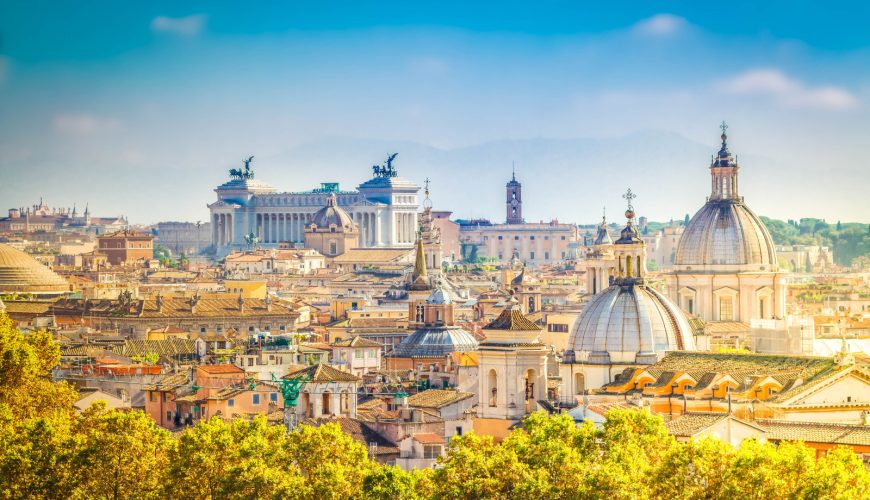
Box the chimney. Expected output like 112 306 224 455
190 294 200 314
265 293 273 312
862 410 870 426
238 293 245 313
156 293 164 313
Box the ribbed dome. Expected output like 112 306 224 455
0 244 69 294
311 194 355 229
568 279 695 364
389 326 478 358
675 200 777 268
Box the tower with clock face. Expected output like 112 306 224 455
506 170 523 224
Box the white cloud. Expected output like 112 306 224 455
53 114 121 136
721 69 858 110
632 14 687 37
150 14 206 36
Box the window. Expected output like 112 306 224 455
166 411 172 422
423 445 442 459
514 236 519 240
687 299 694 314
252 394 261 405
355 350 363 359
530 236 535 240
561 236 565 240
719 297 734 321
530 252 535 260
548 323 569 333
150 392 156 402
544 252 550 260
228 399 235 407
270 392 278 403
367 349 375 358
498 236 502 240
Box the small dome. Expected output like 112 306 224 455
0 244 69 295
389 326 478 358
593 219 612 245
568 279 695 364
675 201 776 268
427 287 452 305
311 194 355 229
615 221 642 245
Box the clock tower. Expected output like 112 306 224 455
506 170 523 224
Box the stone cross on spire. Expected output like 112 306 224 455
622 188 636 213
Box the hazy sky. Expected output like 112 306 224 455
1 2 868 224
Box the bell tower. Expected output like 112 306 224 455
506 168 523 224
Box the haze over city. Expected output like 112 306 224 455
2 1 869 224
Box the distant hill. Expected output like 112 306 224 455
265 130 774 224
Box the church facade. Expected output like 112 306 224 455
208 155 420 257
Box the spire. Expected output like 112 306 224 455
615 188 642 245
512 161 516 182
710 122 740 200
410 225 430 290
422 178 432 209
593 206 612 246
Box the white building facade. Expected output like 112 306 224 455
209 157 420 257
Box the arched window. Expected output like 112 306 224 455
488 369 498 407
574 373 585 395
415 304 424 323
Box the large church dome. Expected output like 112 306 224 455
674 125 777 270
568 279 695 365
0 244 69 295
675 201 776 268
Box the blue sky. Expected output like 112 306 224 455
1 2 868 224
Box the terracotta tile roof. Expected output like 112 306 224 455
665 413 763 437
406 389 474 409
482 307 540 331
148 325 189 334
49 296 299 319
331 248 413 263
143 372 190 391
412 432 445 445
283 363 360 383
757 419 870 446
331 336 384 349
299 416 399 455
640 352 837 402
120 339 196 358
705 321 751 334
197 364 245 374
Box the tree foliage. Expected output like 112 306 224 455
1 311 869 499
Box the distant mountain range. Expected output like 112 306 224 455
262 130 776 225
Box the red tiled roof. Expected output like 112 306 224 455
197 364 245 374
413 433 445 445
